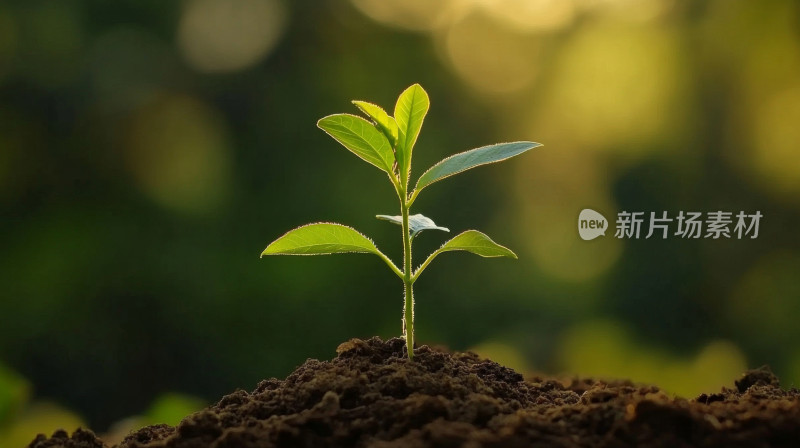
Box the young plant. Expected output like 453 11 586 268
262 84 541 360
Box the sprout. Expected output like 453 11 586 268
262 84 542 360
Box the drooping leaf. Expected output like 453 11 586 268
415 141 542 193
376 213 449 236
352 101 399 147
262 223 382 256
317 114 396 175
394 84 430 185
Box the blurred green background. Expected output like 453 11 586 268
1 0 800 444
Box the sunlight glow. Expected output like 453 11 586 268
350 0 465 32
478 0 576 32
178 0 287 73
513 146 622 282
541 21 685 155
558 319 747 397
749 85 800 201
439 10 540 94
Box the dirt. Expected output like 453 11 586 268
29 337 800 447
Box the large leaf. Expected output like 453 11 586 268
394 84 430 185
376 213 449 236
415 141 542 193
317 114 396 174
352 101 399 147
262 223 381 256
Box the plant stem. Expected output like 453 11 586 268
400 196 414 360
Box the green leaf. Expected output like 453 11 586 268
394 84 430 185
263 223 403 278
317 114 396 175
435 230 517 258
376 213 449 236
262 223 381 256
415 141 542 193
413 230 516 280
352 101 399 147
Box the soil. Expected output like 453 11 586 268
29 337 800 448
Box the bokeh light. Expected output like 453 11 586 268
438 10 541 95
479 0 576 33
0 364 29 424
537 19 688 157
513 146 622 282
102 393 205 446
711 0 800 205
578 0 675 23
0 403 83 448
469 340 530 373
748 85 800 201
558 319 747 397
178 0 287 73
349 0 465 32
124 95 232 214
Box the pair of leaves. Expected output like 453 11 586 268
261 223 515 277
318 84 428 186
318 84 540 195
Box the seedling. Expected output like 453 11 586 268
262 84 541 360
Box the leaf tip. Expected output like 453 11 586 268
315 113 342 129
260 244 276 257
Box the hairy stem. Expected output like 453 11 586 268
411 249 438 283
401 197 414 360
376 249 404 279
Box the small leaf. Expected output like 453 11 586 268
394 84 430 185
376 213 449 236
413 230 516 280
262 223 381 256
352 101 399 147
317 114 396 174
435 230 517 258
415 141 542 193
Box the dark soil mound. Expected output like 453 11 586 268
30 337 800 447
